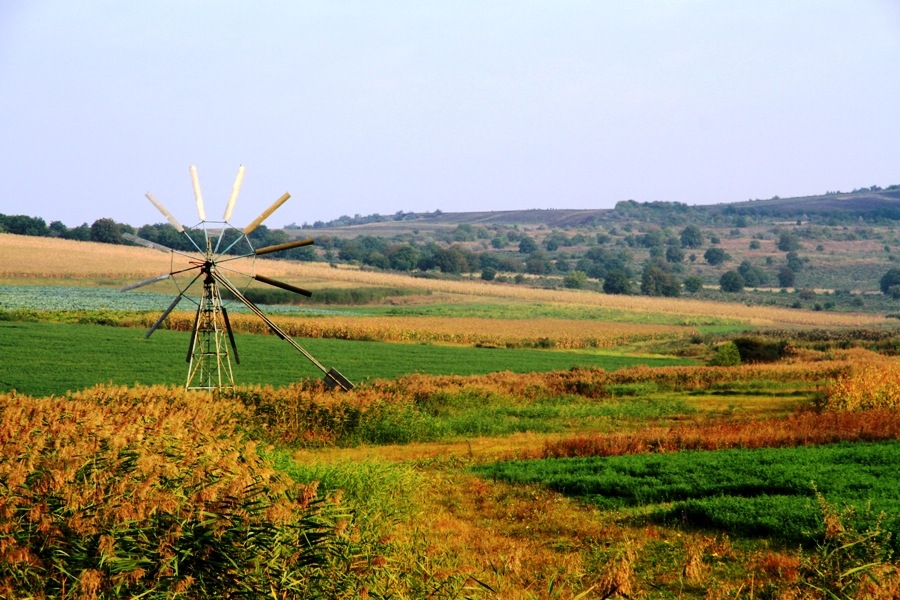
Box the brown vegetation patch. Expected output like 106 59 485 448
537 409 900 460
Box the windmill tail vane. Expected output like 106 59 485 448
120 165 353 392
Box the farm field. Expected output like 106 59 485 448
2 235 900 598
0 320 694 397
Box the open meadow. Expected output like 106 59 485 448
2 234 900 598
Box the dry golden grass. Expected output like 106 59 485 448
1 234 890 328
149 311 695 348
823 355 900 410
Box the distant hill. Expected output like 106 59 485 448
302 187 900 234
707 188 900 220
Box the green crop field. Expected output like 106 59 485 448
0 320 693 396
475 440 900 550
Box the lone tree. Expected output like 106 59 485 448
641 263 680 297
777 232 801 252
680 225 704 249
720 270 745 293
704 247 730 266
90 218 122 244
603 269 632 295
880 268 900 298
777 266 796 289
683 275 704 293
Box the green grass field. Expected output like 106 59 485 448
475 441 900 550
0 320 694 396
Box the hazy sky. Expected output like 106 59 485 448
2 2 899 229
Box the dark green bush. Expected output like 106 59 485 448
732 336 789 363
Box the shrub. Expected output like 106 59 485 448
709 341 741 366
704 247 730 266
682 275 704 293
719 270 745 293
777 266 796 288
778 232 801 252
602 269 632 294
732 337 788 363
680 225 703 248
563 270 588 289
737 260 768 287
880 268 900 296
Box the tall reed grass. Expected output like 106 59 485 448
0 386 366 598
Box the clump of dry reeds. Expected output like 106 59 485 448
0 385 362 599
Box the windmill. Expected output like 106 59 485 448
121 165 353 392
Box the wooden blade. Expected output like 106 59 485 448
324 368 354 391
120 273 171 292
243 192 290 235
123 232 174 254
145 294 183 338
190 165 206 221
212 271 333 377
254 274 312 297
145 192 185 232
223 165 245 222
254 238 314 256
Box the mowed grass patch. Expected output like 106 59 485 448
476 441 900 550
0 321 694 396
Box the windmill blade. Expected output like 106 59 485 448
254 238 314 256
221 305 240 364
145 294 183 338
243 192 290 236
145 193 185 232
190 165 206 221
186 302 202 363
223 165 245 222
324 368 354 391
213 271 353 391
123 232 174 254
254 274 312 297
120 273 171 292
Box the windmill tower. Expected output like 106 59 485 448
121 165 353 391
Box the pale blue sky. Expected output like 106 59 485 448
1 1 898 228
